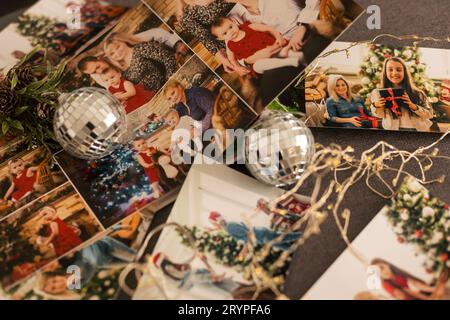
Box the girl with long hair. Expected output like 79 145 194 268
371 57 434 131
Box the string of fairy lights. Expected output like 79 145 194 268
119 34 450 300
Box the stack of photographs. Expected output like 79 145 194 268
0 0 366 299
132 163 311 300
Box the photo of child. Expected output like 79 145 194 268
8 212 152 300
167 111 203 166
55 55 256 229
132 138 163 199
60 3 194 131
370 57 434 131
0 183 102 289
36 206 82 257
211 18 305 75
100 63 156 114
143 0 363 111
133 164 311 300
4 158 42 203
278 42 450 133
0 147 67 220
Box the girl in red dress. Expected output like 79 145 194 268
132 138 162 199
36 206 82 257
211 17 305 75
101 65 155 114
3 158 40 203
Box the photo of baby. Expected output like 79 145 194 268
0 183 103 289
36 206 83 257
143 0 363 111
0 147 67 220
211 18 305 76
55 54 257 229
60 3 194 128
132 137 164 199
100 62 156 114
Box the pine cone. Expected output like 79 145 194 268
0 84 21 117
34 102 55 120
7 66 37 90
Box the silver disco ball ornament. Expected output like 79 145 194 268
54 87 128 160
245 110 315 187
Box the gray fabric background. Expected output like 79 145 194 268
1 0 448 299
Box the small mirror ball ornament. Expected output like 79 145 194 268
245 110 315 187
54 87 128 160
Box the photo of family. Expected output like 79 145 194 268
284 42 450 133
60 3 194 123
0 0 127 75
0 183 103 289
0 147 67 220
303 177 450 300
133 163 311 300
142 0 363 111
7 212 151 300
55 54 257 229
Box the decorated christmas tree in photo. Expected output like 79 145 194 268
386 177 450 278
179 225 291 287
15 13 56 48
0 220 40 281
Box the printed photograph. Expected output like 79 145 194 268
0 147 67 220
142 0 364 111
0 0 127 75
60 3 194 122
7 212 151 300
0 182 103 289
133 163 311 300
55 54 257 229
303 177 450 300
276 42 450 133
